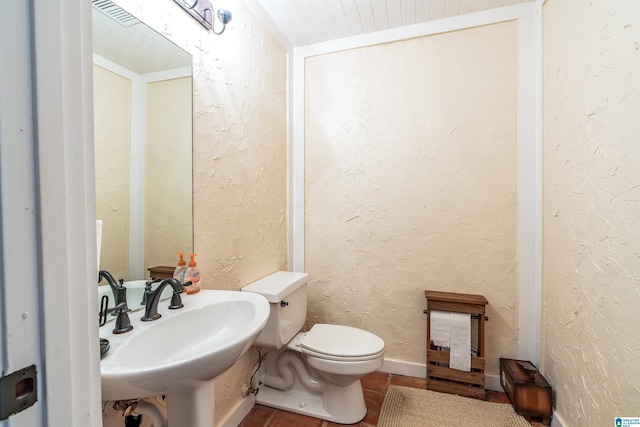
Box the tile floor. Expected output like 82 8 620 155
239 371 548 427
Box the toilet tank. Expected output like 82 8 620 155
241 271 309 349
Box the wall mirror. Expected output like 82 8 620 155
93 0 193 284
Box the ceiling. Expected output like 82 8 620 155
93 0 534 71
92 0 191 75
246 0 533 48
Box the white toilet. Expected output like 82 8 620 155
242 271 385 424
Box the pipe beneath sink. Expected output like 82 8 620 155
131 399 166 427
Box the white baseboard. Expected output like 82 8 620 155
380 358 426 378
551 410 567 427
485 373 501 391
219 394 255 427
380 357 502 391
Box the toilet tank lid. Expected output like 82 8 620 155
241 271 309 303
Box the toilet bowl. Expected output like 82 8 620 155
242 271 385 424
300 324 384 384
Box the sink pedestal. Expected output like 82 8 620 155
166 382 214 427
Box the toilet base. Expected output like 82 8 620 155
255 380 367 424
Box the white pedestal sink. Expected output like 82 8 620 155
99 289 270 426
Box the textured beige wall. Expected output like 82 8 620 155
145 77 193 271
94 64 130 281
304 21 518 378
102 0 287 425
543 1 640 425
189 2 288 420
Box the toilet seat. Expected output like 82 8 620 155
300 324 385 362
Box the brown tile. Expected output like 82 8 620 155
389 374 427 389
360 371 390 393
361 390 385 426
268 410 324 427
485 390 510 404
245 371 443 426
239 405 276 427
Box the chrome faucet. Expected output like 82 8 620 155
99 270 127 314
141 278 185 321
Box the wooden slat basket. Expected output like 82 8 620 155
424 290 489 400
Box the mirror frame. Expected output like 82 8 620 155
93 0 194 281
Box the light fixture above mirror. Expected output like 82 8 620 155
174 0 232 34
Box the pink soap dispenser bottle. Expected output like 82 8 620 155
173 252 188 284
184 253 201 294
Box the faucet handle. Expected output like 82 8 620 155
169 291 184 310
99 295 109 327
113 312 133 334
111 302 133 334
99 301 133 334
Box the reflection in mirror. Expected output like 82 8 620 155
93 0 193 283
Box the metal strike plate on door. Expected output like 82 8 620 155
0 365 37 420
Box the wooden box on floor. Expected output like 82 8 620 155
500 358 553 426
424 290 488 400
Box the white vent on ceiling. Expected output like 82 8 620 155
92 0 140 27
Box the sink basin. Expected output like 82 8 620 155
100 289 270 403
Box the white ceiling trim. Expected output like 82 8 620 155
296 2 532 57
244 0 534 49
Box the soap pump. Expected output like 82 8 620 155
173 252 188 284
184 253 201 295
